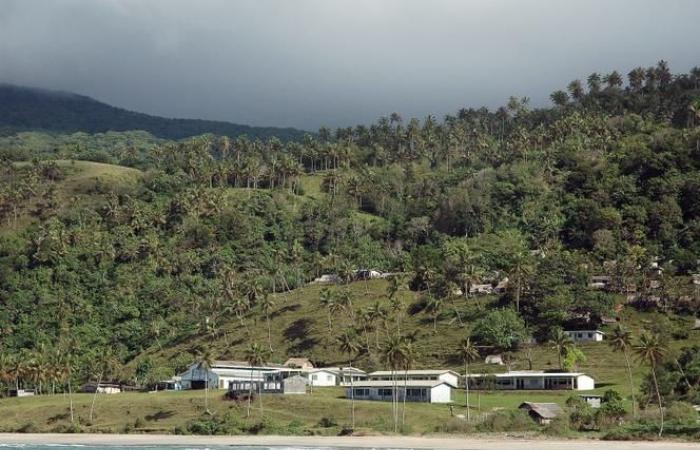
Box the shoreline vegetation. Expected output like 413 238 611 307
1 432 700 449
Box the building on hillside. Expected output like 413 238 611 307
80 382 121 394
589 275 611 290
284 357 314 369
8 389 35 397
469 283 494 295
519 402 564 425
153 377 182 391
367 369 460 387
564 330 604 343
308 367 367 386
355 269 382 280
485 354 504 365
228 374 308 395
494 277 509 293
579 394 603 408
179 360 282 390
467 371 595 391
347 380 455 403
311 274 342 284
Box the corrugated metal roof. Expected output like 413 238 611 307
519 402 564 419
351 380 457 388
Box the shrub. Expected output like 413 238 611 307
477 409 538 432
317 416 338 428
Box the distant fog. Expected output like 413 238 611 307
1 0 698 130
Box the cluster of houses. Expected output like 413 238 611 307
152 358 598 405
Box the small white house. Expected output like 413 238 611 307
179 360 281 390
485 354 504 365
467 371 595 391
308 368 339 386
81 382 121 394
347 380 454 403
367 369 460 387
565 330 604 343
307 367 367 386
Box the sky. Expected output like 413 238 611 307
0 0 698 130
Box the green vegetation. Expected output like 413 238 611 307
1 62 700 439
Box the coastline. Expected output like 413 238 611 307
0 433 698 450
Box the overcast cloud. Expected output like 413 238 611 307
0 0 698 130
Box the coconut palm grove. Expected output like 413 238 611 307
1 62 700 439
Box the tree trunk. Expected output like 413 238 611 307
651 363 664 437
89 372 102 421
247 369 254 418
465 361 470 422
204 376 210 413
349 360 355 430
68 381 74 423
267 316 273 352
623 348 637 419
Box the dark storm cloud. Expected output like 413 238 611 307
0 0 698 129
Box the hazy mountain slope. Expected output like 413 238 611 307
0 84 307 141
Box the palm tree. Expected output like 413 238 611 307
319 288 337 334
337 329 361 430
635 332 666 437
458 338 479 421
382 333 406 433
89 349 119 421
244 342 269 419
400 339 416 428
609 325 637 418
259 294 276 352
194 348 214 415
548 328 572 370
425 295 444 333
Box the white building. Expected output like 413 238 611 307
467 371 595 391
347 380 455 403
565 330 604 343
308 368 339 386
179 360 281 390
308 367 367 386
368 369 460 387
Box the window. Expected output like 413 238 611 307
587 333 593 338
312 375 317 381
378 388 393 396
353 388 369 396
326 375 333 381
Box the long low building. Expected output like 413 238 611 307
466 371 595 391
367 369 460 387
346 380 455 403
179 360 283 390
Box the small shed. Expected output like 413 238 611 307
81 382 121 394
579 394 603 408
282 375 308 394
8 389 35 397
485 354 504 365
519 402 564 425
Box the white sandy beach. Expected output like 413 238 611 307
0 433 698 450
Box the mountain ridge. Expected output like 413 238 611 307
0 83 308 141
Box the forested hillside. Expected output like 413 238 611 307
1 61 700 424
0 84 307 141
